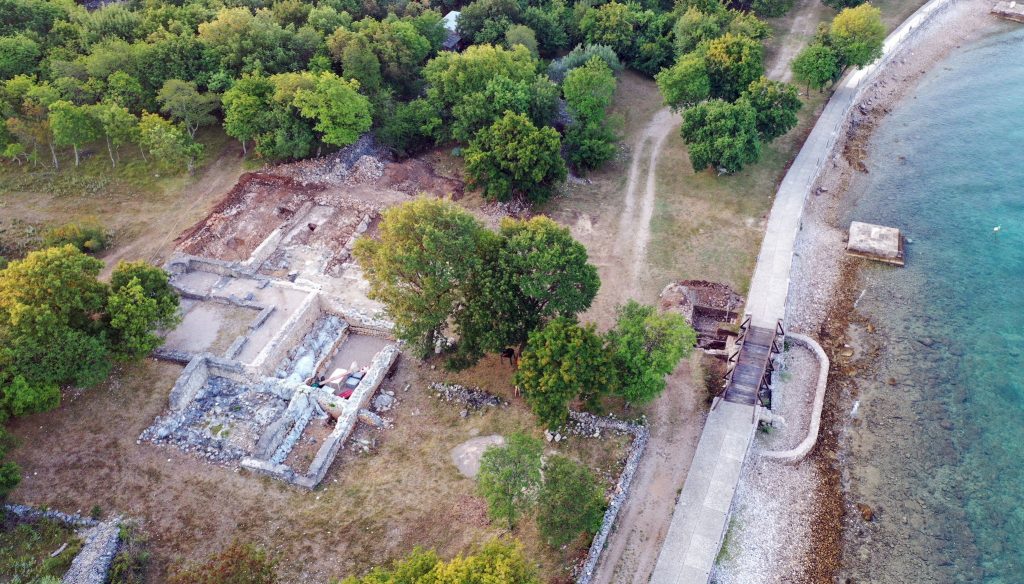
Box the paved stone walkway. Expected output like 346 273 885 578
648 0 957 581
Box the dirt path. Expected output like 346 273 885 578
99 144 245 277
614 108 682 288
765 0 833 82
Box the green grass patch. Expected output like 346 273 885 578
0 516 83 582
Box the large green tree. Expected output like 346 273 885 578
607 301 695 403
791 42 840 94
680 98 761 173
702 32 764 102
353 199 495 356
156 79 219 138
537 456 606 547
0 34 40 79
656 52 711 110
90 101 138 167
464 111 566 203
293 72 372 147
829 3 885 68
49 100 100 166
515 318 615 429
0 245 111 389
741 76 802 141
107 261 181 359
476 432 543 530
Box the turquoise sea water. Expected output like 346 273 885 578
841 24 1024 583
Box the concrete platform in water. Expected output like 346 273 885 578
992 0 1024 22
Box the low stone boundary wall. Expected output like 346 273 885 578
760 333 830 463
569 411 650 584
4 505 122 584
62 519 122 584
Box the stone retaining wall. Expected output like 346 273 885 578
569 411 650 584
4 505 121 584
759 333 830 463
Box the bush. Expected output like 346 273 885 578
336 539 539 584
109 522 150 584
41 222 108 253
537 456 606 547
548 44 622 82
167 541 276 584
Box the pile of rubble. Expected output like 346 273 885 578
281 135 391 187
141 377 288 464
481 198 531 219
344 155 385 185
430 382 507 413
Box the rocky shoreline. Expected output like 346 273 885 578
789 0 1000 581
717 0 1001 581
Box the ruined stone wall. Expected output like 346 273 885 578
569 412 650 584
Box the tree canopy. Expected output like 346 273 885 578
741 76 802 141
476 432 543 530
337 540 540 584
607 301 696 403
464 111 566 203
829 3 885 68
537 456 606 547
515 318 615 428
680 98 761 173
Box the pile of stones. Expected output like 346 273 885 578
430 382 506 414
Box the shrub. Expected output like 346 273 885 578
167 541 276 584
537 456 606 547
548 44 622 82
41 222 108 253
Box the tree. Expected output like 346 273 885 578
449 75 558 145
791 42 840 94
548 44 621 83
104 71 146 113
0 245 111 389
515 318 615 428
680 98 761 173
167 541 276 584
157 79 219 138
607 301 695 403
352 199 495 356
504 24 538 57
702 32 764 102
672 7 723 57
222 74 276 156
137 113 204 173
741 76 802 141
537 456 606 547
337 540 539 584
751 0 795 17
578 2 637 62
829 3 885 68
0 34 40 79
422 44 541 141
565 121 617 171
49 100 100 166
293 72 372 147
457 0 521 44
0 427 19 500
107 261 180 359
563 57 615 123
476 433 543 530
91 101 138 167
464 111 566 203
656 52 710 110
822 0 866 10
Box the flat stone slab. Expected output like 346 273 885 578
451 435 504 478
993 0 1024 22
847 221 905 266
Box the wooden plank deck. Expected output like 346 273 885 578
723 325 777 405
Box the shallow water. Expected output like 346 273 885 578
840 23 1024 583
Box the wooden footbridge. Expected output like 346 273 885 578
721 317 784 407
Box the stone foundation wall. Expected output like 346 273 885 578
568 412 650 584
